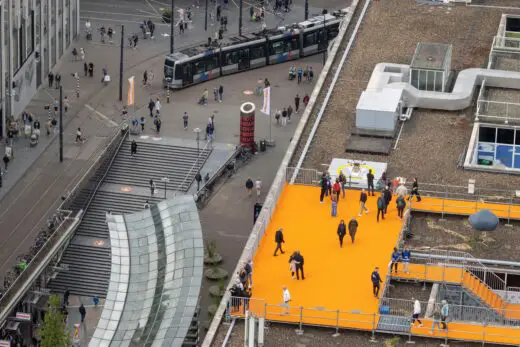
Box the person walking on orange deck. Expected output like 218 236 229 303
402 246 411 273
367 169 375 196
331 192 338 217
348 217 358 244
333 178 341 202
359 189 369 216
376 195 385 222
391 247 400 273
339 170 347 198
411 298 423 327
383 185 392 214
274 228 285 256
337 220 346 247
282 286 291 314
371 267 383 298
294 251 305 280
409 177 422 202
396 194 406 219
319 172 328 203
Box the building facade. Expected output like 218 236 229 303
0 0 80 137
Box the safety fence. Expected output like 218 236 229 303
285 166 387 190
476 99 520 124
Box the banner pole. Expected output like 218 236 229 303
269 111 272 143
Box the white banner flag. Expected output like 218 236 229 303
261 87 271 115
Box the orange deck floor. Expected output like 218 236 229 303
250 185 403 328
246 185 520 345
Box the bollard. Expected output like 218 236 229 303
405 332 415 344
75 75 80 98
167 87 171 103
369 313 377 342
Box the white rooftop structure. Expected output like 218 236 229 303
356 89 402 134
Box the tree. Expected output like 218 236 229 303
39 295 71 347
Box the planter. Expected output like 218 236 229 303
204 267 228 280
209 285 226 297
204 253 223 265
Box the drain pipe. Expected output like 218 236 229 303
413 252 520 269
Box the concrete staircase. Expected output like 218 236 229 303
104 141 212 192
48 191 162 297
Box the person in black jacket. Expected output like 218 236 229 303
371 267 383 298
131 140 137 156
337 220 346 247
79 304 86 323
377 195 385 223
366 169 375 196
319 172 328 203
294 251 305 280
348 217 358 244
245 178 254 196
359 189 369 216
383 186 392 214
409 177 422 202
274 228 285 256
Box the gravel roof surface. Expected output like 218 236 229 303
212 319 508 347
296 0 520 191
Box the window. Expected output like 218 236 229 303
251 46 264 59
224 51 238 65
239 48 250 59
193 56 219 74
479 127 496 142
270 38 298 55
270 40 284 55
498 128 515 144
194 61 206 74
304 32 318 47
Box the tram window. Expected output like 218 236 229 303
205 56 219 70
175 64 183 79
164 65 173 78
239 48 250 59
194 56 219 74
194 61 206 74
286 38 299 51
251 46 264 59
304 32 319 47
225 51 239 65
270 41 284 55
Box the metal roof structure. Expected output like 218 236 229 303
410 42 452 71
89 195 203 347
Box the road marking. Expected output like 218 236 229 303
137 9 159 16
85 104 118 127
82 10 161 18
149 0 170 6
80 16 170 26
144 0 161 16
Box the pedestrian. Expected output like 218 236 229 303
396 194 406 219
84 62 88 76
88 62 94 77
93 296 100 307
144 200 150 209
396 182 408 198
273 228 285 256
383 185 392 214
359 189 369 216
409 178 422 202
402 246 411 273
213 86 219 101
430 303 443 334
75 128 83 143
63 96 70 113
72 47 78 60
133 34 138 48
255 179 262 198
143 70 148 86
294 93 300 113
367 169 375 196
294 251 305 280
48 72 54 87
371 267 382 298
274 109 281 125
79 304 86 323
131 140 137 156
150 178 156 196
289 256 297 279
264 78 270 88
80 47 85 61
319 172 328 203
331 192 338 217
376 194 385 222
154 116 161 133
339 170 346 198
64 289 70 306
287 105 293 122
333 178 341 202
348 217 358 244
245 259 253 288
411 298 423 327
219 84 224 102
308 66 314 81
183 112 189 130
140 116 145 132
303 93 309 106
282 286 291 314
297 67 303 83
440 300 449 330
391 247 400 273
155 98 161 116
55 74 61 88
245 178 254 196
337 219 346 247
281 108 287 126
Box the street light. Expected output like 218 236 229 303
170 0 175 54
322 9 328 65
161 177 170 199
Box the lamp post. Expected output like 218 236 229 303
194 127 201 153
322 9 327 65
170 0 175 54
59 86 63 162
161 177 170 199
119 25 124 102
239 0 243 36
205 0 208 31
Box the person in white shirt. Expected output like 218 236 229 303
255 179 262 198
155 98 161 116
282 286 291 314
396 182 408 198
411 298 423 327
75 127 83 143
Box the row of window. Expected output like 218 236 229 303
479 126 520 145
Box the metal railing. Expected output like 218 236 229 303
476 99 520 124
176 140 213 194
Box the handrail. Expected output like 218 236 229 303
81 127 129 215
175 140 213 193
0 213 81 323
